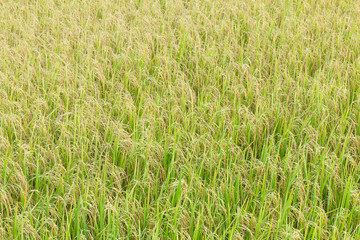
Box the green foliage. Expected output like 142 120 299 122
1 0 360 239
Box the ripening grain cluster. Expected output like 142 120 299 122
1 0 360 239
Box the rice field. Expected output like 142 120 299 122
1 0 360 239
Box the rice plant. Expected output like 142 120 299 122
1 0 360 239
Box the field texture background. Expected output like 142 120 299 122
1 0 360 239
